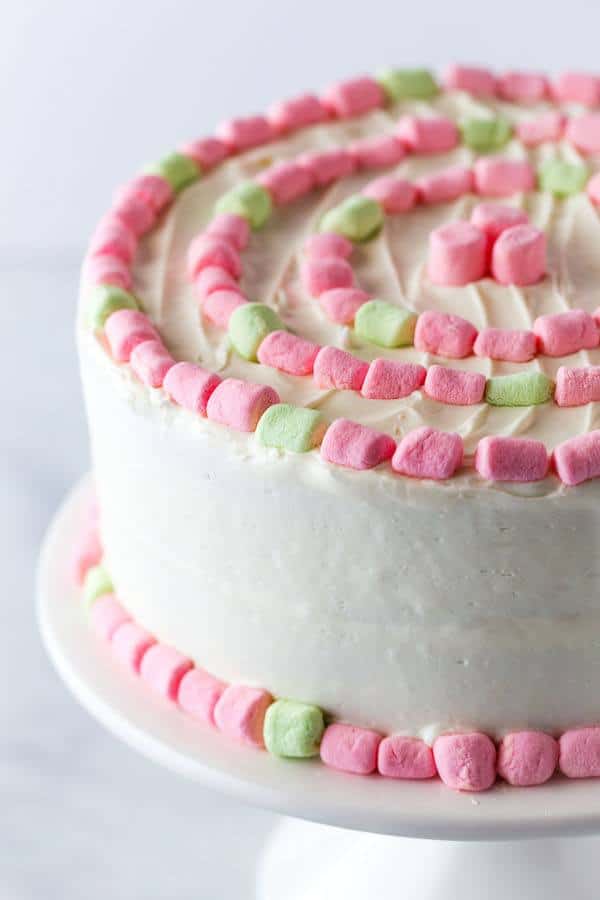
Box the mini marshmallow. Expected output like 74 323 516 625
414 309 478 359
475 435 549 482
485 372 554 407
497 71 549 103
82 564 113 610
361 359 426 400
517 112 565 147
474 158 535 197
433 733 497 792
193 266 241 299
71 525 103 586
497 732 559 786
110 622 156 673
416 166 474 205
361 176 418 214
89 218 137 264
470 203 529 254
566 113 600 155
320 195 384 243
83 254 132 291
206 378 279 432
473 327 537 362
202 289 247 329
427 222 487 286
267 93 328 133
163 362 221 415
313 346 369 391
559 727 600 777
377 736 437 779
104 309 159 363
256 403 326 452
263 699 325 758
129 339 175 388
114 174 173 213
215 181 272 229
301 257 354 297
377 67 438 102
206 212 250 251
297 148 355 187
555 366 600 407
214 684 272 748
89 594 131 641
320 723 381 775
319 288 370 325
304 232 353 260
424 365 486 406
392 427 464 480
110 193 156 236
354 299 417 348
258 161 314 205
320 418 396 470
460 117 512 153
228 303 283 360
140 643 193 701
187 234 242 280
395 116 459 154
178 668 227 726
257 330 321 376
322 76 384 118
534 309 599 357
216 115 274 151
179 136 229 170
587 171 600 206
349 135 405 169
491 224 546 285
553 431 600 486
553 72 600 106
144 152 199 193
538 159 588 197
443 64 496 98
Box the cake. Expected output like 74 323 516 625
74 65 600 791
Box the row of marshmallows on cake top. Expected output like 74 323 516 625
73 512 600 792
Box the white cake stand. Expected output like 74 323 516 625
38 477 600 899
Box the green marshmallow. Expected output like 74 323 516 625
263 699 325 758
376 67 438 102
354 299 417 348
319 195 384 243
82 564 113 611
228 303 282 361
215 180 273 230
86 285 138 330
485 372 554 407
460 117 512 153
538 159 588 197
256 403 325 452
144 152 200 193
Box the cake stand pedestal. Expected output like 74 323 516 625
38 478 600 900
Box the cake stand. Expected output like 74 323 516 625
38 477 600 899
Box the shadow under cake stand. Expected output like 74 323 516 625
38 477 600 899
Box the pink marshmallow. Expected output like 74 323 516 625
313 346 369 392
140 643 193 701
427 222 487 286
177 667 227 726
187 234 242 281
553 72 600 106
205 213 250 251
377 735 437 780
559 727 600 778
297 148 356 186
361 175 418 213
206 377 279 432
257 330 321 376
320 418 396 470
516 112 565 147
104 309 159 363
179 136 230 170
553 430 600 486
392 426 464 480
414 310 478 359
433 733 497 792
587 171 600 206
304 232 353 261
497 731 559 786
114 174 173 214
90 594 131 642
301 257 354 297
396 115 459 154
213 684 272 748
473 327 537 362
110 193 156 236
361 358 426 400
258 161 314 205
470 203 529 255
321 76 384 118
71 525 103 586
216 115 274 151
443 64 497 98
89 218 137 264
534 309 598 357
129 339 174 388
565 113 600 154
163 361 221 415
497 71 549 103
474 157 535 197
349 135 405 169
111 622 156 673
491 224 546 286
83 254 132 291
267 93 329 133
416 166 474 205
319 288 370 325
555 365 600 407
193 265 242 300
202 290 247 328
475 435 549 482
320 723 381 775
424 365 486 406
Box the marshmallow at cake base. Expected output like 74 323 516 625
491 225 546 286
71 524 103 585
111 622 156 673
559 727 600 778
179 136 230 171
321 75 384 118
433 733 497 792
553 431 600 486
416 166 474 205
349 135 405 170
267 93 328 133
565 113 600 154
497 731 558 786
424 365 486 406
395 116 459 154
473 158 535 197
301 257 354 297
414 310 478 358
475 436 549 483
497 71 549 103
258 162 314 205
206 378 280 432
516 112 565 147
205 213 250 251
140 643 193 701
163 362 221 415
178 668 227 726
304 233 353 261
313 346 369 391
443 64 497 97
474 327 536 363
319 288 370 325
470 204 529 256
202 290 247 329
392 427 464 480
427 222 487 286
555 366 600 407
89 594 132 641
533 309 599 357
553 71 600 106
361 359 426 400
213 684 272 748
362 176 418 214
320 723 382 775
377 736 437 779
257 331 321 376
320 418 396 470
129 340 175 389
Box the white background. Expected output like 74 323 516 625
6 1 600 896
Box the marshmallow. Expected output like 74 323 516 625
559 727 600 777
414 309 478 359
257 330 320 376
256 403 326 452
553 431 600 485
71 525 103 585
354 299 417 348
361 359 426 400
110 193 156 236
396 116 459 154
497 71 549 103
433 733 497 792
470 203 529 254
565 113 600 154
111 622 156 673
214 684 272 748
263 699 325 758
497 731 559 786
427 222 487 286
377 736 437 779
555 365 600 407
144 152 200 193
215 181 273 229
217 115 274 151
301 257 355 297
206 378 279 432
485 372 554 406
258 161 314 205
321 418 396 470
553 71 600 106
83 254 132 291
534 309 599 357
129 339 175 388
104 309 159 363
392 427 464 480
179 136 230 170
416 166 474 204
114 174 173 213
187 234 242 280
320 195 384 243
202 289 247 329
304 232 353 260
163 362 221 415
322 76 384 118
90 594 131 641
361 175 418 213
475 435 549 482
82 564 113 610
424 365 486 405
268 93 328 133
443 64 496 98
298 148 355 186
320 723 382 775
474 158 535 197
177 668 227 726
319 288 370 325
89 218 136 264
460 117 512 153
517 112 565 147
473 327 537 363
140 643 193 701
193 266 241 299
491 224 546 285
377 67 438 101
206 213 250 251
349 135 405 170
587 171 600 206
313 346 369 391
538 159 588 197
228 302 283 360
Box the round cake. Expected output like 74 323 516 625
76 65 600 789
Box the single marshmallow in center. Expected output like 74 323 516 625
428 222 487 286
